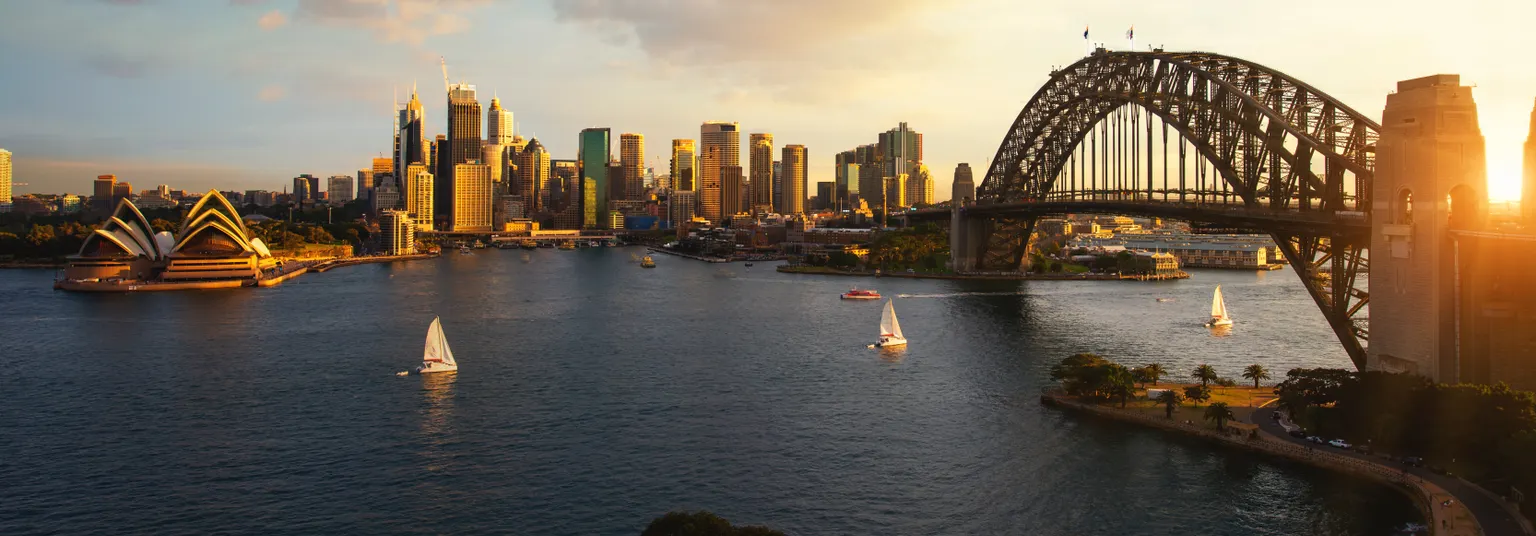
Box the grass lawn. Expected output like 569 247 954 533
1086 383 1277 430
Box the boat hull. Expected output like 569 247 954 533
873 338 908 347
1205 318 1234 327
416 362 458 374
841 295 881 300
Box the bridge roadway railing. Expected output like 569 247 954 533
904 200 1368 233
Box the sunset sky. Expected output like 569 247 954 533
0 0 1530 201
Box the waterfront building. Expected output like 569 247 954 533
67 191 276 282
0 148 10 204
780 145 807 215
452 163 492 232
1525 98 1536 226
405 165 433 232
621 133 644 201
398 88 425 177
721 165 743 220
578 128 612 229
953 163 975 205
514 138 551 212
750 133 774 213
67 199 169 279
700 121 739 220
379 209 415 255
497 195 526 223
328 175 354 205
671 139 696 191
441 83 481 227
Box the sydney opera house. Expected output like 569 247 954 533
64 190 276 284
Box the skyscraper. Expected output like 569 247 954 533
905 164 933 207
292 175 311 203
772 160 782 210
441 83 481 227
357 169 374 202
515 138 551 212
780 145 807 215
379 210 415 256
405 164 433 231
855 144 880 208
578 128 612 229
816 182 834 210
452 163 492 232
750 133 774 214
700 122 739 220
620 133 644 201
670 139 696 191
952 163 975 206
93 174 116 212
0 148 11 205
328 175 355 205
607 161 625 206
721 165 743 219
1525 99 1536 225
834 150 857 210
398 88 425 177
486 95 512 146
879 122 923 178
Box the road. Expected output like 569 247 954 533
1252 406 1529 536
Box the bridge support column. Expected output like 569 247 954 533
949 206 986 273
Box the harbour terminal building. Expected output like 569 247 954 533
64 190 275 283
1068 231 1282 270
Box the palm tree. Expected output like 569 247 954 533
1142 363 1165 385
1155 389 1184 419
1192 364 1218 387
1204 402 1235 431
1108 367 1136 408
1241 364 1271 389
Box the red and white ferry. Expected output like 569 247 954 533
841 288 881 300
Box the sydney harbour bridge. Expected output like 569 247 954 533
906 49 1376 368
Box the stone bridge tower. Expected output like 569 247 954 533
1369 74 1487 381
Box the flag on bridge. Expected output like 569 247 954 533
1083 26 1089 39
1126 25 1134 40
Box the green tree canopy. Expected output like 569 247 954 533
1242 364 1271 388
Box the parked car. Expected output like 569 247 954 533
1328 439 1352 449
1288 430 1307 438
1307 436 1325 444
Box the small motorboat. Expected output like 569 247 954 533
841 288 881 300
458 245 472 255
1156 297 1176 302
641 255 656 268
868 299 908 348
395 371 409 377
415 316 458 374
744 262 754 268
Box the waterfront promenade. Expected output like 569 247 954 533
1044 389 1535 536
776 264 1189 281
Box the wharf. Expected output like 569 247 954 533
777 265 1188 281
647 248 730 263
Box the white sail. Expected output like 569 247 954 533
1210 285 1229 321
881 299 905 340
424 317 456 366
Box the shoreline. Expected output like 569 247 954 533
776 265 1189 281
54 253 439 292
1041 391 1480 535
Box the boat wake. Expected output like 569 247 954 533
896 291 1029 299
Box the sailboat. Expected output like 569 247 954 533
1205 285 1234 327
415 316 459 374
869 299 908 348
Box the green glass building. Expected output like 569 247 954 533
579 128 611 229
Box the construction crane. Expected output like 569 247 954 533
440 56 450 93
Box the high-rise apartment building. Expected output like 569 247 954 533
670 190 697 225
380 209 415 255
905 164 933 207
441 84 481 227
750 133 774 213
578 128 612 229
952 163 975 205
607 161 625 206
113 181 133 200
0 148 11 204
515 138 551 213
328 175 355 205
700 122 739 220
772 160 782 210
1525 99 1536 225
93 174 116 211
886 174 907 211
398 89 425 177
721 165 743 219
551 159 578 212
834 150 857 209
670 139 696 191
452 163 492 232
486 95 512 146
292 175 311 203
620 133 644 201
780 145 807 215
357 169 374 202
405 164 433 231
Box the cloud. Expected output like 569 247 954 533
548 0 952 105
99 0 146 5
86 54 156 79
292 0 486 45
258 10 288 30
230 0 266 5
257 85 288 101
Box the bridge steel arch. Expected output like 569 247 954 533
974 50 1378 368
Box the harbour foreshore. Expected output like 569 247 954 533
647 247 731 263
777 265 1189 281
1041 392 1481 535
55 252 438 292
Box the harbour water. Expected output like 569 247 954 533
0 248 1416 535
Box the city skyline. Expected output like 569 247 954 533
0 1 1531 202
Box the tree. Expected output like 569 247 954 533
1142 363 1165 385
1242 364 1271 389
1050 353 1114 398
1130 367 1149 388
1183 385 1211 406
641 511 785 536
1204 402 1235 431
1192 364 1218 387
1155 389 1185 419
1107 366 1136 408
